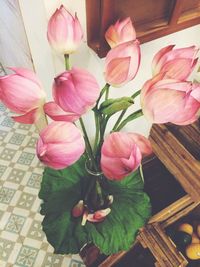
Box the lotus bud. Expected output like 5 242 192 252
101 132 143 180
0 68 46 124
152 45 199 80
44 68 100 121
105 17 136 48
104 40 140 87
36 121 85 169
141 74 200 125
47 5 83 54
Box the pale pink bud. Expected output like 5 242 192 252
36 121 85 169
81 207 111 225
101 132 143 180
0 68 46 124
87 208 111 223
104 40 140 87
105 17 136 48
152 45 199 80
44 68 100 121
141 74 200 125
47 5 83 54
72 200 84 218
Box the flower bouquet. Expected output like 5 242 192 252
0 5 200 256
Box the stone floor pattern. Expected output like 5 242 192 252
0 90 85 266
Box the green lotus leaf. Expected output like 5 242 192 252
39 156 151 255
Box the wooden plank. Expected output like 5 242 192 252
86 0 114 57
152 223 188 266
139 227 173 267
162 201 200 228
147 224 181 267
150 124 200 202
166 121 200 159
86 0 200 57
169 0 186 26
98 251 127 267
137 234 147 248
155 263 161 267
149 195 193 224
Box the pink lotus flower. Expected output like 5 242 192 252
152 45 199 80
104 40 140 87
101 132 151 180
141 74 200 125
44 68 100 121
105 17 136 48
36 121 85 169
0 68 46 124
81 208 111 225
47 5 83 54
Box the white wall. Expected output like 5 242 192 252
0 0 33 71
18 0 200 137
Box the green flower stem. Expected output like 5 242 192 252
95 83 110 109
79 117 98 171
64 54 70 70
132 89 141 99
93 112 100 156
112 89 141 131
96 179 104 206
95 114 110 158
112 109 127 132
115 109 143 131
105 85 110 101
92 83 110 159
84 176 96 203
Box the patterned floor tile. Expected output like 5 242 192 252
0 102 85 266
0 165 7 176
0 130 9 141
0 210 3 220
7 168 26 184
0 148 17 161
0 116 15 128
16 192 36 210
42 253 64 267
16 245 38 267
27 220 44 241
26 137 37 148
0 187 16 204
9 133 26 146
27 173 42 189
18 124 32 131
69 259 86 267
5 214 26 234
17 152 35 166
0 238 15 261
0 102 7 112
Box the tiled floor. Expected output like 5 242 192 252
0 72 85 267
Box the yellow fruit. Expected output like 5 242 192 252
178 223 193 235
197 225 200 238
186 244 200 260
192 233 200 244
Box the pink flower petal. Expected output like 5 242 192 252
105 57 131 86
12 108 39 124
9 67 43 88
44 102 80 122
152 45 174 75
128 133 152 156
36 121 85 169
